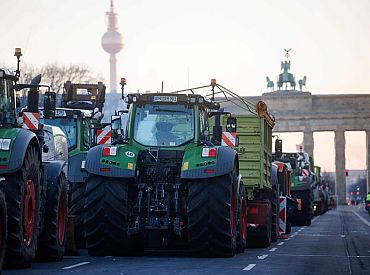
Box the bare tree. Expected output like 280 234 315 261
2 62 104 95
40 63 104 95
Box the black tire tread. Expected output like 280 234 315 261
187 172 237 257
4 145 40 267
84 176 128 256
37 174 68 261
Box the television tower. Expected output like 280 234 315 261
101 0 124 93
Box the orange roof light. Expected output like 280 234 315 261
211 79 216 86
14 48 22 57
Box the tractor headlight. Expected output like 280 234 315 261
0 139 11 151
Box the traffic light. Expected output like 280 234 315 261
345 169 348 176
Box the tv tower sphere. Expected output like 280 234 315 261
101 30 123 54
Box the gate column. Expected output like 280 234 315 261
303 130 314 161
335 130 346 204
366 130 370 194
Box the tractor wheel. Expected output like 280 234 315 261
236 185 247 253
37 173 67 261
285 220 292 234
4 145 40 267
301 192 312 226
0 190 7 270
187 168 237 257
270 189 279 242
84 176 129 256
69 181 86 248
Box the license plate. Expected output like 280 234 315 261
152 96 177 103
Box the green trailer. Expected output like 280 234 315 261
218 112 279 247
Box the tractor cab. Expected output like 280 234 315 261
118 93 220 147
0 69 17 127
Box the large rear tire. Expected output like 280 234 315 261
187 169 237 257
0 190 7 271
84 176 129 256
4 145 40 267
236 185 247 253
37 173 68 261
69 181 86 248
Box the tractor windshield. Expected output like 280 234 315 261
0 79 16 125
43 117 77 149
134 104 194 147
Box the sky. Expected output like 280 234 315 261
1 0 369 171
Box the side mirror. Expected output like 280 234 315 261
226 117 237 132
275 139 282 157
111 115 121 130
212 126 222 145
44 92 56 119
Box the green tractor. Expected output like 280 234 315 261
42 81 106 248
82 83 246 256
312 165 329 216
274 150 314 226
0 48 68 267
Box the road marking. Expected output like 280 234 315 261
277 242 285 246
274 253 370 258
298 229 302 232
301 227 305 230
351 210 370 227
62 262 91 270
269 248 277 252
258 254 268 260
285 238 290 241
341 235 345 238
243 264 256 271
312 216 319 223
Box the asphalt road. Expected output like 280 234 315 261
4 205 370 275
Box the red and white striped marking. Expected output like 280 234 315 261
221 131 237 147
301 168 309 177
279 196 287 234
22 112 39 130
97 126 111 145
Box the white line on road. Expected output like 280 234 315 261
243 264 256 271
351 210 370 227
258 254 269 260
62 262 91 270
298 229 302 232
277 242 285 246
269 248 278 252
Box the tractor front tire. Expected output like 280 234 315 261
0 190 7 270
4 145 41 267
187 169 238 257
37 173 68 261
69 181 86 248
236 185 247 253
84 176 129 256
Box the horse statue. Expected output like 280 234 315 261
266 76 274 91
299 76 307 91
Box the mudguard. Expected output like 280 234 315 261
181 146 237 179
85 145 139 178
44 160 67 185
41 160 67 231
0 128 40 174
68 152 88 183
